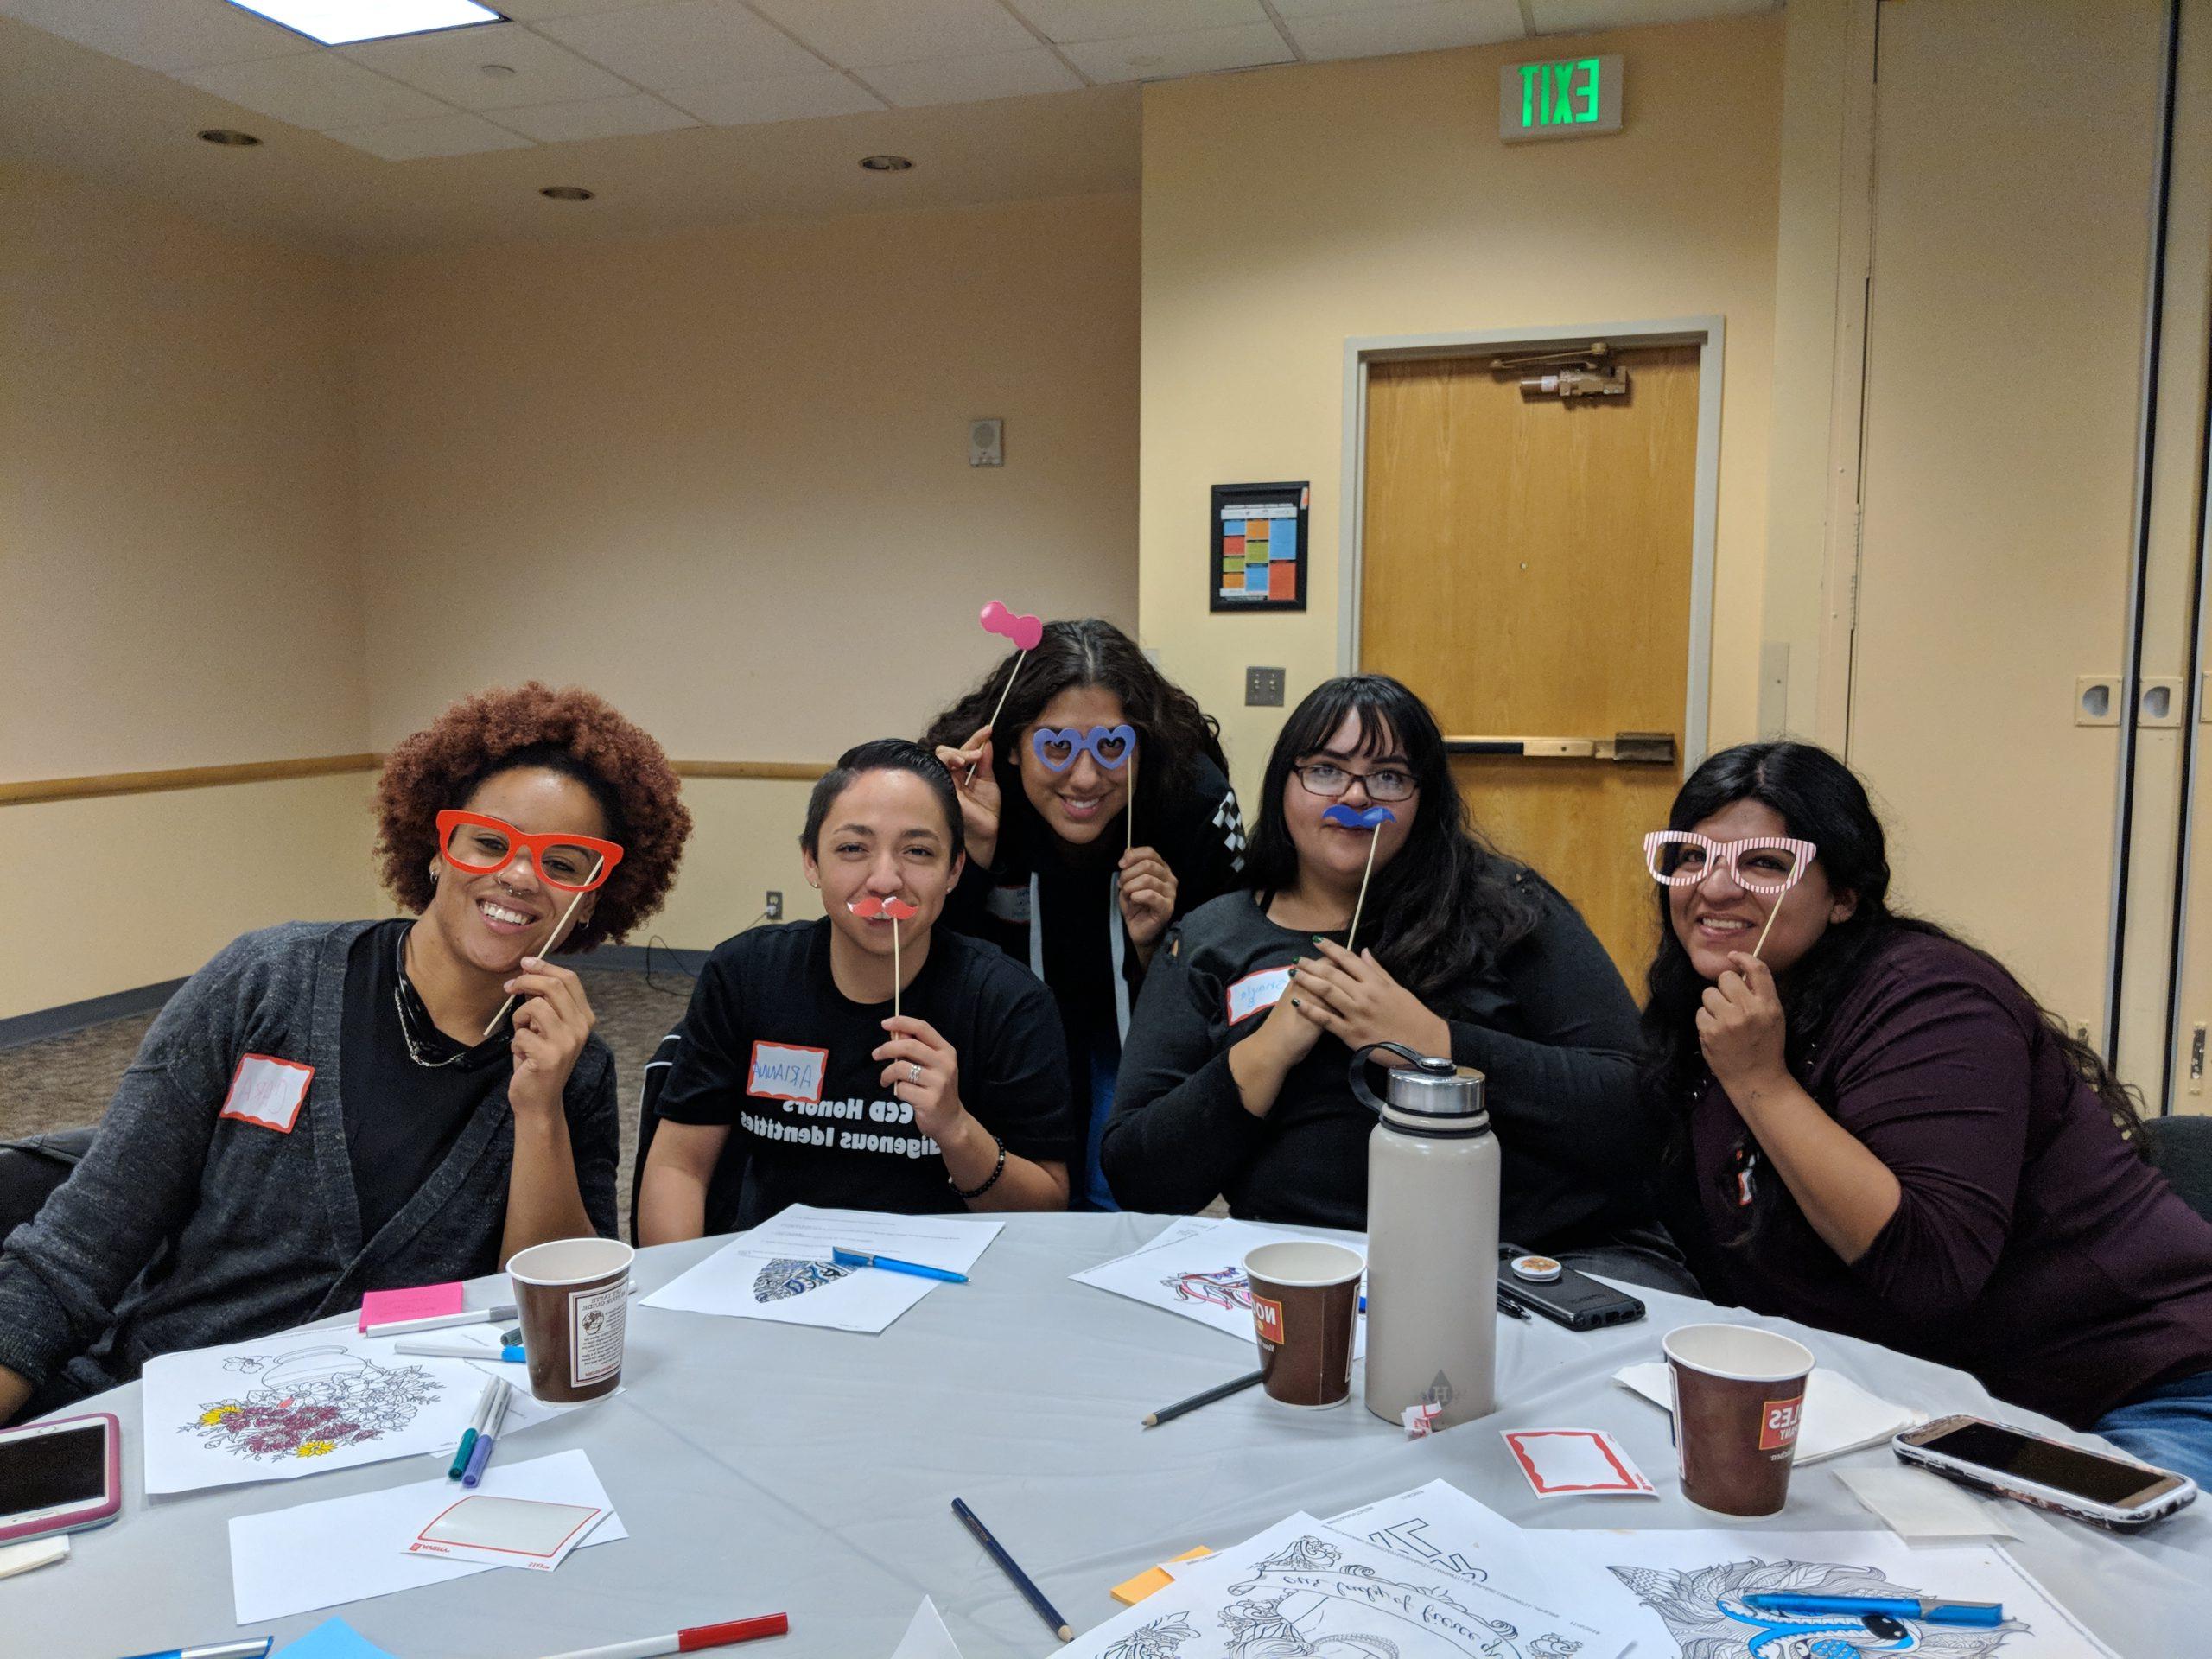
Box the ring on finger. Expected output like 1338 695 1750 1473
907 1062 923 1084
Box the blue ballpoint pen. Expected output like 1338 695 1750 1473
832 1246 967 1283
116 1641 273 1659
1743 1593 2004 1627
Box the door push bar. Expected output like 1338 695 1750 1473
1443 732 1676 765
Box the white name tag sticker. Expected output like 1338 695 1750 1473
748 1040 829 1103
1224 966 1293 1025
219 1052 315 1133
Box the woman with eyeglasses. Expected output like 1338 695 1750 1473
1644 741 2212 1482
1104 675 1675 1281
0 684 691 1423
923 620 1247 1211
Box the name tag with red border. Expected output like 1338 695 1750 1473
748 1040 829 1103
1225 966 1293 1025
219 1053 315 1133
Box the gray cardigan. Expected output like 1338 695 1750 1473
0 921 618 1404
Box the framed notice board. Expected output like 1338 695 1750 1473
1211 481 1311 613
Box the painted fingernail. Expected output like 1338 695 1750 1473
1291 996 1301 1007
1311 935 1325 946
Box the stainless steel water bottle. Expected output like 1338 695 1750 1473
1354 1040 1501 1429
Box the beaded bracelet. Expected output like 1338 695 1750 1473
950 1134 1007 1200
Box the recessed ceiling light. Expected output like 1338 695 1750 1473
198 129 262 147
540 185 594 201
859 155 913 173
223 1 505 48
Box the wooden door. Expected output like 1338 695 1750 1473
1359 346 1700 986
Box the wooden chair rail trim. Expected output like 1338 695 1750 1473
1 753 833 806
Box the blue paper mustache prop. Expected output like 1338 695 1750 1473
1322 804 1396 830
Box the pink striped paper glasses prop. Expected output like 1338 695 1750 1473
1643 830 1818 960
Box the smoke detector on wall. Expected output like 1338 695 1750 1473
969 419 1004 468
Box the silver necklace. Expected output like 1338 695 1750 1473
394 926 470 1069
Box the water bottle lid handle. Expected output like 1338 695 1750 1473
1347 1041 1454 1111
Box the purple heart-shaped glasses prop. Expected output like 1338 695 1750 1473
1322 804 1396 830
1032 725 1137 772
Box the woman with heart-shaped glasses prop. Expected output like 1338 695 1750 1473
1103 675 1683 1291
1642 741 2212 1487
0 684 693 1427
925 618 1248 1212
637 740 1077 1243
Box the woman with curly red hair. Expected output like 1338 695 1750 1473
0 684 690 1423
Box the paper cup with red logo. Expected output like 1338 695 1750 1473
1662 1323 1815 1516
507 1237 633 1403
1243 1241 1364 1409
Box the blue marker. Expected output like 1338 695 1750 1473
1743 1594 2003 1628
832 1246 968 1283
461 1380 512 1489
398 1340 524 1363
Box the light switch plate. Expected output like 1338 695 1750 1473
1245 667 1285 707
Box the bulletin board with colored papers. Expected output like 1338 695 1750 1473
1211 481 1310 612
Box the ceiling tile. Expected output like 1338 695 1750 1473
1059 22 1293 84
491 91 700 141
659 68 886 124
493 0 673 16
1007 0 1264 46
866 48 1083 109
0 0 314 72
1269 0 1446 18
340 22 633 110
749 0 1038 70
176 52 457 129
537 1 823 91
1284 1 1523 60
323 111 537 159
1529 0 1775 31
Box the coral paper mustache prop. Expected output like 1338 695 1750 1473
966 601 1045 785
849 895 920 1018
1320 804 1396 956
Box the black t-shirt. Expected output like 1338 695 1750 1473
654 918 1076 1228
340 919 514 1246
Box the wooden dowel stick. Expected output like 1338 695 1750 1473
481 854 602 1039
893 912 902 1025
1345 829 1382 957
965 649 1027 786
1749 887 1786 961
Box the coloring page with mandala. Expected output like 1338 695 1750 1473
142 1332 484 1494
642 1202 1002 1332
1071 1513 1564 1659
1580 1532 2117 1659
1071 1217 1368 1357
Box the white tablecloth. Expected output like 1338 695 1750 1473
10 1213 2208 1657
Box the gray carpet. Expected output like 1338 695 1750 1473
0 963 698 1239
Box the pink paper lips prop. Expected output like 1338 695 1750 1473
979 601 1043 653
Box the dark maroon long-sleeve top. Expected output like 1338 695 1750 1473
1660 930 2212 1427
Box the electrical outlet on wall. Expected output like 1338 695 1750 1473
764 891 783 920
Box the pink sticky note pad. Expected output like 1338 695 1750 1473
358 1282 464 1332
1501 1427 1658 1499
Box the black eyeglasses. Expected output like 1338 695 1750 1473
1291 761 1418 804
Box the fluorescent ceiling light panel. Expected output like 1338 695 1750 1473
226 2 505 48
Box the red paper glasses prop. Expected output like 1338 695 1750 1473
848 894 921 1019
1642 830 1819 961
436 810 624 893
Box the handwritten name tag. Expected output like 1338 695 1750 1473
1224 966 1293 1025
219 1053 315 1133
748 1040 829 1103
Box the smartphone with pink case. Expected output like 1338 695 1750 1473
0 1413 121 1543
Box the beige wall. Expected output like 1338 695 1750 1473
1136 15 1783 806
348 189 1141 951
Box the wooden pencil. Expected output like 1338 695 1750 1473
1141 1369 1264 1427
952 1497 1071 1643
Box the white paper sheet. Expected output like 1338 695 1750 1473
1614 1359 1924 1463
1576 1529 2114 1659
142 1330 489 1494
1068 1512 1551 1658
1071 1217 1368 1357
1326 1478 1635 1656
889 1594 965 1658
228 1449 627 1624
641 1203 1003 1333
1834 1465 2021 1541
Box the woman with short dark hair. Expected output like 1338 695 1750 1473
1643 740 2212 1484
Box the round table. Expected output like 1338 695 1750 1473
10 1213 2209 1656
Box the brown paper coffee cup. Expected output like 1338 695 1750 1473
1663 1322 1815 1516
507 1236 634 1403
1243 1241 1363 1409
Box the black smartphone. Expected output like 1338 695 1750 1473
1496 1244 1646 1331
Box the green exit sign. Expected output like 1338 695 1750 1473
1500 54 1623 143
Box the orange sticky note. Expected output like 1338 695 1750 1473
1110 1547 1213 1605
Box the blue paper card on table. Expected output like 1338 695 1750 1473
276 1617 399 1658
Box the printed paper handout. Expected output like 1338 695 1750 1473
1068 1512 1567 1659
642 1203 1001 1333
141 1329 486 1494
1072 1217 1368 1358
228 1448 626 1624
